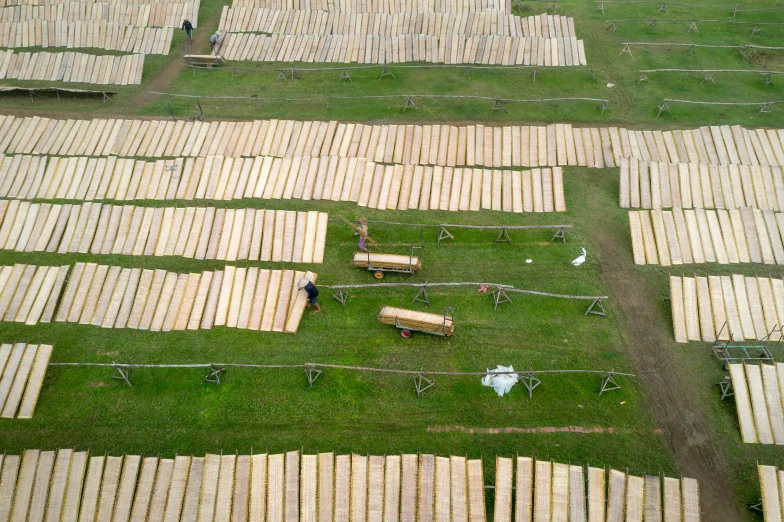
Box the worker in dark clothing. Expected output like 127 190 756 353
181 19 193 44
298 277 321 313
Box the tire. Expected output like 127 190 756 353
374 271 384 279
400 329 412 338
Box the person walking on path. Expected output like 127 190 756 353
298 277 321 313
210 31 220 53
181 19 193 44
357 217 369 252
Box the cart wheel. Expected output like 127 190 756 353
374 271 384 279
400 329 412 338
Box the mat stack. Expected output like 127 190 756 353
620 159 784 211
352 253 422 271
727 363 784 445
0 343 53 419
0 449 491 522
0 202 328 265
669 275 784 343
629 208 784 266
54 263 317 334
378 306 454 336
493 456 700 522
0 117 780 171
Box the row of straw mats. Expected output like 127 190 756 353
620 159 784 212
0 50 144 85
0 2 201 27
0 343 52 418
0 264 69 325
492 456 700 522
0 450 488 522
218 33 586 65
378 306 454 335
0 117 631 170
728 364 784 445
0 202 329 263
759 464 784 521
219 10 576 39
231 0 511 12
0 154 566 213
0 20 173 54
56 263 317 333
669 275 784 343
628 208 784 266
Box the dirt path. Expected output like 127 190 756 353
586 189 743 521
118 7 224 112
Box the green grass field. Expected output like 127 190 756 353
1 0 784 519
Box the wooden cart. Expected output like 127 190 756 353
378 306 454 338
184 54 225 67
352 246 422 279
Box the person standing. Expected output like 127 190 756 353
357 217 369 252
298 277 321 313
210 31 220 53
181 19 193 44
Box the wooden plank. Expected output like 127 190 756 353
670 276 688 343
467 459 485 522
747 363 775 444
681 478 699 522
15 343 52 418
515 457 533 522
663 477 681 522
606 469 625 522
625 475 644 522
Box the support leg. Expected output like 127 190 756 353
305 365 322 388
599 370 621 396
519 372 541 399
332 289 349 307
205 364 226 384
585 298 607 317
113 364 132 387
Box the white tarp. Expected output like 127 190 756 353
481 365 519 396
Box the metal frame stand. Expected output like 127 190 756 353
205 364 226 384
756 103 772 117
379 65 395 81
637 73 648 85
606 20 617 32
598 3 605 15
588 69 598 82
530 67 540 83
619 44 632 57
414 370 435 397
491 99 508 113
700 72 714 85
658 3 668 14
751 24 760 36
585 298 606 317
403 96 419 112
718 376 734 400
597 101 608 118
599 370 621 396
492 287 513 310
656 102 671 118
683 45 695 56
761 73 772 89
113 364 132 387
340 68 352 82
276 70 287 81
519 371 541 398
687 21 699 34
333 289 349 307
437 225 455 243
413 285 431 306
462 67 472 78
305 365 322 388
495 227 512 243
749 499 763 513
646 19 658 30
712 322 779 363
230 67 243 81
551 227 567 243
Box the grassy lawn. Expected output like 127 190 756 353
0 169 673 479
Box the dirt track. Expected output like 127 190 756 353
586 186 743 522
